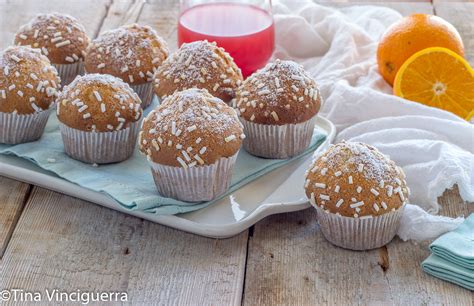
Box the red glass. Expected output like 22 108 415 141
178 0 275 78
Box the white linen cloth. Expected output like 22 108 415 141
272 0 473 240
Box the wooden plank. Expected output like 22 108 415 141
434 2 474 65
0 177 30 258
99 0 144 32
0 0 110 50
244 2 473 305
0 187 248 305
243 201 473 305
137 1 180 52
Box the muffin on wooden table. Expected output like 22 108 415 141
0 46 60 144
304 141 410 250
57 73 142 164
154 40 242 103
234 59 321 159
140 88 244 202
14 13 89 87
85 24 169 108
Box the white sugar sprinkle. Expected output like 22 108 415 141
336 199 344 208
225 135 236 142
11 55 21 62
271 111 279 121
373 203 380 212
356 186 362 193
315 183 326 188
334 185 340 193
379 180 385 188
176 157 187 168
56 40 71 47
334 171 342 177
358 164 364 172
370 188 380 196
350 201 364 208
387 185 393 197
381 202 388 210
182 150 191 162
93 90 102 102
320 194 330 201
78 105 88 112
348 176 353 184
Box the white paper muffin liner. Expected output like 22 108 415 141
240 116 316 159
54 61 84 87
131 82 154 109
148 152 239 202
59 122 139 164
315 204 405 250
0 110 51 144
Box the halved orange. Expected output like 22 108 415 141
394 47 474 120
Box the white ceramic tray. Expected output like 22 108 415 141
0 116 335 238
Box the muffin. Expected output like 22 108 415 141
304 141 410 250
14 13 89 87
139 88 244 202
234 60 321 159
0 46 60 144
57 73 142 164
154 40 242 103
85 24 169 108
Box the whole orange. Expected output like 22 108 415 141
377 14 464 86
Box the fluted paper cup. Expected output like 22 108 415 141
240 116 316 159
0 110 51 144
315 204 405 250
148 152 238 202
131 82 154 109
59 122 139 164
54 61 84 87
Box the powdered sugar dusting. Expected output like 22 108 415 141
86 24 169 83
140 88 243 167
154 40 242 101
235 59 320 124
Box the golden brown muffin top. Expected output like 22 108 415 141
14 13 90 65
56 73 142 132
154 40 242 102
139 88 244 167
0 46 60 114
85 24 169 85
234 60 321 125
305 141 410 218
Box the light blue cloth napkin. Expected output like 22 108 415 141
430 214 474 269
0 99 326 215
422 214 474 291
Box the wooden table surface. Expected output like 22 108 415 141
0 0 473 305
